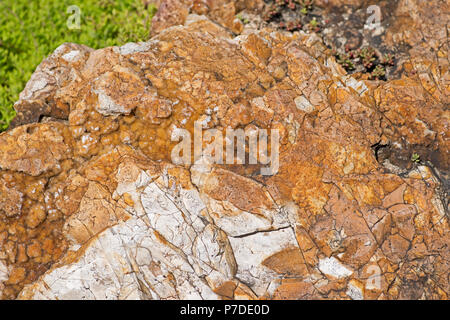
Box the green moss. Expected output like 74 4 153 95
0 0 157 131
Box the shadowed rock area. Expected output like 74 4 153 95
0 0 448 300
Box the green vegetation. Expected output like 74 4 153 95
236 13 249 25
0 0 157 131
263 0 319 33
336 53 355 71
371 65 386 80
411 153 421 163
333 46 395 80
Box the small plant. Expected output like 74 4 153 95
263 0 318 34
336 53 355 71
264 0 315 22
380 53 395 66
357 47 376 58
357 47 377 70
344 45 357 58
331 41 395 80
307 17 321 32
279 20 302 31
287 21 302 31
263 3 281 21
237 13 249 24
411 153 421 163
371 65 386 80
287 0 296 10
297 0 315 11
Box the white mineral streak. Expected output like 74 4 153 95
117 42 151 55
18 156 308 300
318 257 353 279
0 260 8 296
94 89 129 115
346 283 364 300
62 50 81 62
229 228 299 296
0 260 8 282
344 77 368 96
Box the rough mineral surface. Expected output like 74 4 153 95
0 0 448 300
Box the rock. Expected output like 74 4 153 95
294 95 315 113
25 204 47 229
0 123 73 176
0 0 448 300
26 240 42 259
10 43 93 129
0 182 23 217
6 268 26 286
151 0 264 36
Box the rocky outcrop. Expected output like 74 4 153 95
151 0 264 35
0 0 448 300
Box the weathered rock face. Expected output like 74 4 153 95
0 0 448 300
151 0 264 35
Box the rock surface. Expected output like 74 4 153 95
0 0 448 300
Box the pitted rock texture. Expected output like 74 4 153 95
0 0 448 300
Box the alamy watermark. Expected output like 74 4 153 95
365 264 382 291
67 5 81 30
365 5 382 34
171 121 280 176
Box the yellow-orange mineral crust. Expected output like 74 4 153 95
0 0 448 300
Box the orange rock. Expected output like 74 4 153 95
0 1 448 300
272 279 316 300
262 248 308 277
25 204 47 229
6 268 26 285
26 240 42 259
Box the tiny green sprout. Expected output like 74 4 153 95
309 17 318 28
300 7 308 15
237 13 249 24
411 153 421 163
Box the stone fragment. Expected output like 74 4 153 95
294 95 315 113
0 123 72 176
25 204 47 229
0 182 23 217
318 257 353 279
